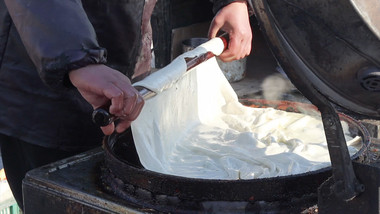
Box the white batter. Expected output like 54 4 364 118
131 41 361 180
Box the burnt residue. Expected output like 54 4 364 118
101 162 320 213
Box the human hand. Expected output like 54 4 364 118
208 1 252 62
69 64 144 135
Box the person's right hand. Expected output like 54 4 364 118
208 1 252 62
69 64 144 135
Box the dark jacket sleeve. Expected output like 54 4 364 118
211 0 254 16
4 0 107 90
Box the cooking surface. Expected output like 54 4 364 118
21 141 380 214
23 147 323 213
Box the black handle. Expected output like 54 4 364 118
92 107 116 127
92 87 156 127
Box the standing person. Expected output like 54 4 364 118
0 0 253 211
0 0 155 210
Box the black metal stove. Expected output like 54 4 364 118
22 0 380 213
21 101 374 214
20 146 322 214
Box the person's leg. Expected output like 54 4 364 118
0 135 83 210
0 135 28 210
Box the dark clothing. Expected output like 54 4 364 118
212 0 254 15
0 134 84 210
0 0 153 150
0 0 157 209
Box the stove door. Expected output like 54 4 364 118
252 0 380 118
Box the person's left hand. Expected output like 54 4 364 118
208 1 252 62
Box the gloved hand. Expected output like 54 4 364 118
69 64 144 135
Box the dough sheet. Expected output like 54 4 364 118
131 51 361 180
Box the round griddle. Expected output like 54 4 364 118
101 100 369 213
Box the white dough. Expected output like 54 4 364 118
131 54 361 180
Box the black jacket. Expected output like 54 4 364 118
0 0 251 151
212 0 254 15
0 0 150 151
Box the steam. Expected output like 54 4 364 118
261 70 295 100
